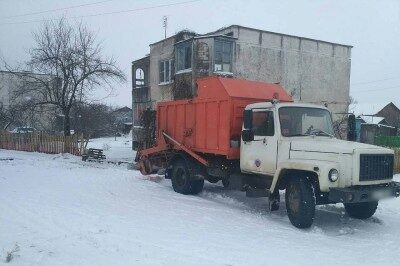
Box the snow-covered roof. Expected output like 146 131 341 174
113 106 132 113
358 115 386 125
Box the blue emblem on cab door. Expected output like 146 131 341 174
255 159 261 167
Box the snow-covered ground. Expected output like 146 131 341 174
1 149 400 265
86 135 135 163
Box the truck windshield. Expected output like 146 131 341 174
279 107 334 137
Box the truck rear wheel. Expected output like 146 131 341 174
207 176 219 183
171 159 204 195
285 177 316 229
344 201 378 219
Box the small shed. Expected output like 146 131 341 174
356 115 397 144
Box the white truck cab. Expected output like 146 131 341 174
240 102 400 228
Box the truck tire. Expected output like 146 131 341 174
207 176 219 183
191 179 205 194
171 159 204 195
344 201 378 219
285 177 316 229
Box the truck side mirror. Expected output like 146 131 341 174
242 129 254 142
347 114 356 141
243 109 252 129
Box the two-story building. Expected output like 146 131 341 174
132 25 352 128
0 70 59 131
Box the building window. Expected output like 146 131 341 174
133 87 149 124
159 59 174 84
135 68 145 87
214 39 233 72
176 41 192 71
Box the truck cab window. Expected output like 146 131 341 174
279 107 334 137
252 111 274 136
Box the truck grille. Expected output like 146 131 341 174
359 154 394 181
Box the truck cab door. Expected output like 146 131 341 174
240 109 278 175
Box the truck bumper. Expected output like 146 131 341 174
328 181 400 204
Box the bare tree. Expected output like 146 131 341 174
332 96 357 139
0 99 31 130
12 18 125 135
0 103 16 130
0 70 62 132
73 102 116 138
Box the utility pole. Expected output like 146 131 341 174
163 16 167 39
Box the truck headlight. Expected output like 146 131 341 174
329 169 339 182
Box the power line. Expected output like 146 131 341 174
0 0 113 20
0 0 201 26
352 84 400 93
351 76 400 86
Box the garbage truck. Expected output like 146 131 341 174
136 76 400 228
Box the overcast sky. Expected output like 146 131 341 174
0 0 399 114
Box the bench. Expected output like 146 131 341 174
82 148 106 162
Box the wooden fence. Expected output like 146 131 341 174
0 131 85 156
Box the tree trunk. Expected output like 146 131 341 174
64 112 71 136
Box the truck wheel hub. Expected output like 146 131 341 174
288 185 300 214
175 168 187 187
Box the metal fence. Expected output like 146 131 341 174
0 131 84 156
375 136 400 148
374 136 400 174
394 149 400 174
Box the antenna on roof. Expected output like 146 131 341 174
162 16 168 39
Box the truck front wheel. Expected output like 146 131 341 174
171 159 204 195
285 177 316 229
344 201 378 219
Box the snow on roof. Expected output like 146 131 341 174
358 115 385 125
113 106 132 113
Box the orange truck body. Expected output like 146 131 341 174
139 76 292 163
